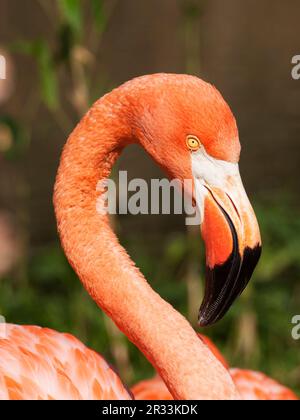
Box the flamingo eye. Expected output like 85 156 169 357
186 135 201 152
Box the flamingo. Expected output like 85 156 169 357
0 74 263 400
132 335 298 401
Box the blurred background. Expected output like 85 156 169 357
0 0 300 392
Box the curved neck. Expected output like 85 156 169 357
54 90 238 400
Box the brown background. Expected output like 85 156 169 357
0 0 300 244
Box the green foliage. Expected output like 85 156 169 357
91 0 106 32
0 245 113 362
58 0 83 37
14 40 59 110
10 1 109 117
180 0 206 19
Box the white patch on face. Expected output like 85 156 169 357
191 147 241 224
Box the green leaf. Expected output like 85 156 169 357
11 40 37 56
56 24 75 63
13 40 59 110
91 0 106 32
35 41 59 110
58 0 83 36
182 0 202 19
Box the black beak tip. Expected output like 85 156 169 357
198 302 226 328
198 314 215 328
198 244 262 328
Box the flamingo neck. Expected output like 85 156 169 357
54 87 238 400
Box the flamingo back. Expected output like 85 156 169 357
230 369 298 401
0 324 131 400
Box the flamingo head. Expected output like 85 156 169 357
134 74 261 327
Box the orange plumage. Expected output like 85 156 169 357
0 325 131 400
132 369 298 401
230 369 298 401
132 335 298 401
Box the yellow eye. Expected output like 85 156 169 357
186 135 201 152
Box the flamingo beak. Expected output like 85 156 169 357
192 155 262 327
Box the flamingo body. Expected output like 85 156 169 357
0 325 131 400
131 376 174 401
230 369 298 401
132 335 298 401
132 370 298 401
